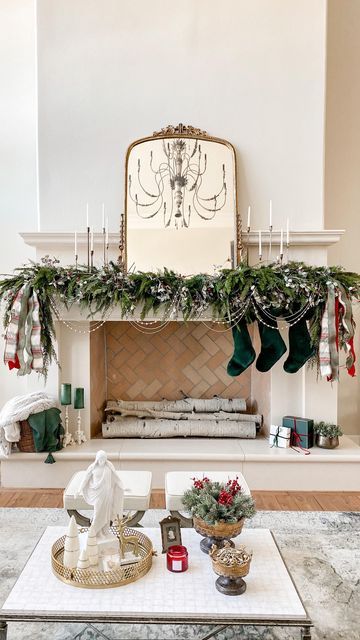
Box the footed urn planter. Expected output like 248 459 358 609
316 434 339 449
193 516 245 554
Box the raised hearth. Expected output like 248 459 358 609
1 435 359 490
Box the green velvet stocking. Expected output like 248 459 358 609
227 321 256 377
283 315 315 373
256 320 287 372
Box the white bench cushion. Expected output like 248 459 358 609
64 470 152 512
165 470 251 511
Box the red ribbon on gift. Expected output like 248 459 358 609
290 417 311 456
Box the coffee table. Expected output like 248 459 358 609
0 527 312 639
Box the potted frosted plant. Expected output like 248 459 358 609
314 422 343 449
182 476 256 554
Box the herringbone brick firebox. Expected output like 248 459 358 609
89 321 253 436
105 321 251 402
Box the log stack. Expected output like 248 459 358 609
102 398 261 439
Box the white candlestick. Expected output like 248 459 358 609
106 217 109 245
247 205 251 230
280 228 283 255
90 227 94 251
269 200 272 228
258 229 262 256
102 203 105 230
74 231 77 257
286 218 289 245
86 203 89 229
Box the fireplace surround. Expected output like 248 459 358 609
20 228 344 442
2 229 359 492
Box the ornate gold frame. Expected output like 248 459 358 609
121 124 242 269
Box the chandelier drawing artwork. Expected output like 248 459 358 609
128 138 228 229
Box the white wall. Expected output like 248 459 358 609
0 0 329 408
37 0 327 234
0 0 39 403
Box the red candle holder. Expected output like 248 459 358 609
166 545 188 573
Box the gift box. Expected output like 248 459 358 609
282 416 314 449
269 425 291 448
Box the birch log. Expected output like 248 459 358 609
109 408 262 425
102 417 256 439
106 397 247 413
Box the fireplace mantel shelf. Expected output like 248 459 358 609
20 230 345 249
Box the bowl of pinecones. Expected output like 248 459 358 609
209 540 252 595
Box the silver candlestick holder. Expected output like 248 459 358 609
268 225 273 262
62 405 75 448
74 410 87 445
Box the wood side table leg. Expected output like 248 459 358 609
301 627 312 639
0 621 7 640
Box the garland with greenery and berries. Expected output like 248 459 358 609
182 476 256 524
0 257 359 378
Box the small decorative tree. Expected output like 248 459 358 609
182 476 256 525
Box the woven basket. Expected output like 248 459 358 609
193 517 245 539
18 420 36 452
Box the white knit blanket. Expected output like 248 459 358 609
0 391 57 456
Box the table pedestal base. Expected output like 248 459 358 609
215 575 246 596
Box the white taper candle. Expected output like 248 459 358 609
102 203 105 230
247 205 251 230
74 231 77 257
90 227 94 251
280 228 283 255
86 203 89 229
106 217 109 245
259 229 262 256
286 218 289 245
269 200 272 228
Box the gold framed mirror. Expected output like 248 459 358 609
122 124 242 273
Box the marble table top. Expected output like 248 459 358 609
1 527 309 624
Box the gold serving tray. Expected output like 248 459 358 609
51 526 154 589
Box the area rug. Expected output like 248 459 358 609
0 509 359 639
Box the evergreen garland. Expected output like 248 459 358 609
0 256 359 377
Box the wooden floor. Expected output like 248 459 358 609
0 488 360 511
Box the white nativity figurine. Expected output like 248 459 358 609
76 450 124 546
63 515 80 568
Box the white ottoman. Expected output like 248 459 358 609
165 471 251 527
64 470 152 527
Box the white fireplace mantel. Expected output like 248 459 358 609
20 229 345 250
18 228 343 448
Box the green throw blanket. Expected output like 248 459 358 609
28 408 64 463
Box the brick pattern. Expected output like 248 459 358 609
106 322 251 401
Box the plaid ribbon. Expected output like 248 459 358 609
338 285 356 377
3 286 44 375
319 290 339 381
